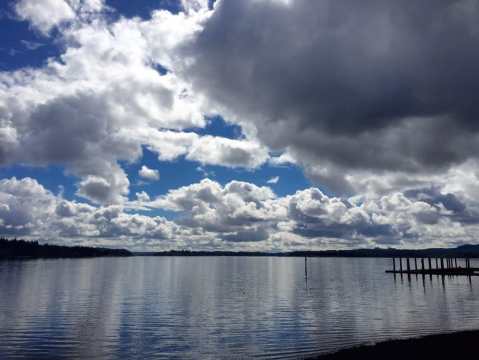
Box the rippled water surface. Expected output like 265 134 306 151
1 257 479 358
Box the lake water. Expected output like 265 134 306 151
1 257 479 359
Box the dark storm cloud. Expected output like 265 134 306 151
183 0 479 183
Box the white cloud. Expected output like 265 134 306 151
181 0 210 14
144 131 270 168
269 152 296 166
150 178 281 243
139 165 160 181
75 163 130 204
267 176 279 184
186 136 269 169
0 177 187 249
15 0 76 34
15 0 106 35
136 191 150 202
0 177 56 235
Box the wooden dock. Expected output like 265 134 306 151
386 257 478 276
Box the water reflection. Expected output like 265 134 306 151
0 257 479 358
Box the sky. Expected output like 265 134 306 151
2 0 479 251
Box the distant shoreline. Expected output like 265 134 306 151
134 244 479 258
310 330 479 359
4 237 479 260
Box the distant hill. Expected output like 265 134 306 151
0 238 132 259
287 245 479 258
135 245 479 258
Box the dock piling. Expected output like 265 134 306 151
386 255 476 277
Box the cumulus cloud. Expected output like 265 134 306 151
139 165 160 181
186 136 269 169
148 178 284 243
144 131 269 168
135 191 150 202
142 178 477 249
0 177 187 249
15 0 76 34
181 0 210 14
0 177 56 235
15 0 105 35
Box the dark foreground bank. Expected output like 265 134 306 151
311 330 479 359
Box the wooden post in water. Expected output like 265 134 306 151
421 258 425 272
393 258 396 272
304 256 308 280
400 257 403 272
428 258 432 271
406 258 411 272
414 258 418 271
441 257 445 271
436 258 439 269
455 258 458 268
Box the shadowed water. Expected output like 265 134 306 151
1 257 479 359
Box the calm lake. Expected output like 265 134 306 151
1 257 479 359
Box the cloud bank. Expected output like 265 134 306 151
1 176 477 251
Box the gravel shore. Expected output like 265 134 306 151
310 330 479 359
